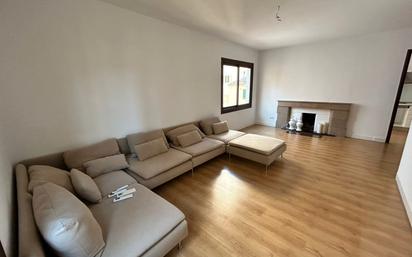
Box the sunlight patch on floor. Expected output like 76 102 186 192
209 168 250 209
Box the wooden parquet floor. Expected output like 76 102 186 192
157 125 412 257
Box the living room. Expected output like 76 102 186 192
1 0 412 257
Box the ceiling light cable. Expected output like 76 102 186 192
275 0 282 22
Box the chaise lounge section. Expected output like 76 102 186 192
89 176 188 257
16 138 188 257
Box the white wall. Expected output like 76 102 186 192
401 85 412 102
397 122 412 226
257 28 412 141
0 0 258 255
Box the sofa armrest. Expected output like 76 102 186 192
15 164 47 257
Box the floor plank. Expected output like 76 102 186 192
157 125 412 257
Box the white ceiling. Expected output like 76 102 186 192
100 0 412 50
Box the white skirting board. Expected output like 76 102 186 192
350 134 386 142
396 175 412 227
255 121 276 127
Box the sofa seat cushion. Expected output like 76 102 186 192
208 130 246 144
173 138 224 157
228 133 286 155
93 171 137 197
89 184 186 257
127 149 191 180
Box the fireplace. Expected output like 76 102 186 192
302 113 316 132
276 101 351 137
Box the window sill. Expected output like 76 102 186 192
221 104 252 114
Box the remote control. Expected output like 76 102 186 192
109 185 129 198
113 194 133 202
116 188 136 197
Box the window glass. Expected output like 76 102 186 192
222 65 238 108
238 67 251 105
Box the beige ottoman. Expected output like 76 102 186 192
228 134 286 173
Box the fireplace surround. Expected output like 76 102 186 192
276 101 351 137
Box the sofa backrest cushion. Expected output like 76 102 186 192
177 130 202 147
28 165 74 194
71 169 102 203
83 154 129 178
116 137 131 155
32 183 105 257
63 139 120 170
212 121 229 135
20 152 67 170
126 129 169 154
165 124 205 146
200 117 221 135
134 138 169 161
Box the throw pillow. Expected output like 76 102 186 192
134 138 168 161
166 124 205 146
32 183 105 257
200 117 220 135
71 169 102 203
177 130 202 147
212 121 229 134
83 154 129 178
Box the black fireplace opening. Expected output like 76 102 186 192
302 113 316 132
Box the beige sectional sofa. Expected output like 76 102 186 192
15 117 286 257
16 139 188 257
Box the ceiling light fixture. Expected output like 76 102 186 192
275 0 282 22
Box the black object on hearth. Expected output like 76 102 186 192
302 113 316 132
